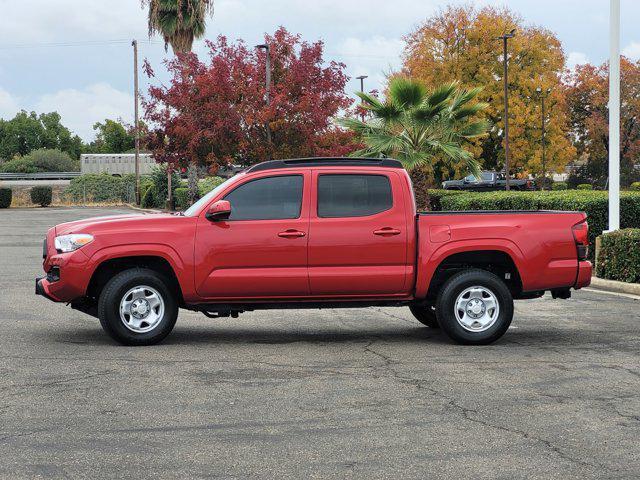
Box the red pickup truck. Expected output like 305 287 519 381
36 158 592 346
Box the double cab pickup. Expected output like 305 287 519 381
36 158 592 346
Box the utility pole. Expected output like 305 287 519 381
536 87 551 190
132 39 140 205
608 0 620 232
498 29 516 190
356 75 368 122
255 44 272 152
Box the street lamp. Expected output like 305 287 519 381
356 75 368 122
255 43 272 149
608 0 620 232
536 87 552 190
498 28 516 190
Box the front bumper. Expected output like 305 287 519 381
35 276 59 302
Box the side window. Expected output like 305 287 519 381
318 174 392 218
223 175 303 220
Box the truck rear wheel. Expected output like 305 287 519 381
435 269 513 345
98 268 178 346
409 305 440 328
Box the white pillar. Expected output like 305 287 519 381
608 0 620 232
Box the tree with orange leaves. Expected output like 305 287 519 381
402 4 576 181
565 58 640 187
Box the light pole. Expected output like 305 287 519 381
498 29 516 190
356 75 368 122
608 0 620 232
536 87 551 190
255 43 272 150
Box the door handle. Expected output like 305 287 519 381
373 227 401 236
278 229 306 238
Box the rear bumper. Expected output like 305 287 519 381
575 261 592 289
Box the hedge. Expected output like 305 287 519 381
577 184 593 190
64 173 136 203
0 188 11 208
631 182 640 191
30 186 52 207
596 229 640 283
424 189 468 212
174 187 189 211
552 182 568 190
439 190 640 257
198 176 225 196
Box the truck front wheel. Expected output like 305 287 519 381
435 269 513 345
97 268 178 346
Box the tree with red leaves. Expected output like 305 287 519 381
143 27 357 171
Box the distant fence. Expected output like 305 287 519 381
0 172 82 180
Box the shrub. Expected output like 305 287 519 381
144 165 181 209
426 189 468 211
0 188 11 208
141 185 157 209
577 184 593 190
174 187 190 210
552 182 567 190
439 190 640 258
64 173 136 203
30 186 52 207
198 176 226 197
630 182 640 191
0 149 78 173
596 229 640 283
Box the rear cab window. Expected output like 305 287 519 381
317 174 392 218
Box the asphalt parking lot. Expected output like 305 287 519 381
1 206 639 479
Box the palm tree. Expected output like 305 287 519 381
143 0 214 53
339 77 489 176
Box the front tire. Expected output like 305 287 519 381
435 269 513 345
98 268 178 346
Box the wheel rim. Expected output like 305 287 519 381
119 285 165 333
454 286 500 332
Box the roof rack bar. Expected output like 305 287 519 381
245 157 403 173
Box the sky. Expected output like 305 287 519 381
0 0 639 141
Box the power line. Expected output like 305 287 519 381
0 39 162 50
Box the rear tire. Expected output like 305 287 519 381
98 268 178 346
409 305 440 328
435 269 513 345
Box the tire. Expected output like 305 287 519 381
98 268 178 346
435 269 513 345
409 305 440 328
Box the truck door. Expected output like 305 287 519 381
194 171 311 298
307 170 409 296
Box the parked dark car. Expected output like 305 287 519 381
442 171 535 191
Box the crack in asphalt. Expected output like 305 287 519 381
361 338 608 473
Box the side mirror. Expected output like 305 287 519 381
205 200 231 221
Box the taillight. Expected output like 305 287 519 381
572 221 589 261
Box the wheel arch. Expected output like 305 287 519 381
420 248 524 301
87 255 185 306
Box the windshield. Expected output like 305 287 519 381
464 172 493 182
183 176 236 217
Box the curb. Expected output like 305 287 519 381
588 276 640 297
126 204 163 214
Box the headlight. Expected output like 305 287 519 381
54 234 94 252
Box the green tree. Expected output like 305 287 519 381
88 119 136 153
0 111 83 160
142 0 214 53
338 77 488 175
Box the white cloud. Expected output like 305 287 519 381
567 51 589 70
0 87 20 119
623 42 640 61
35 83 133 141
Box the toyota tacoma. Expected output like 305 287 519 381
36 158 591 346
